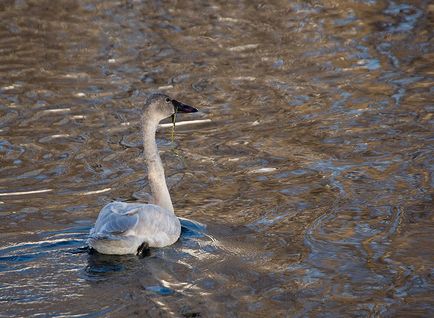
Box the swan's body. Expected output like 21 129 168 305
88 93 198 255
88 201 181 254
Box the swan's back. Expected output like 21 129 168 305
88 201 181 255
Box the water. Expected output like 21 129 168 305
0 0 432 316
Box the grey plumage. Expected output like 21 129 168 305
87 94 197 255
88 201 181 254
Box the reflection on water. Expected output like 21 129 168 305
0 0 432 316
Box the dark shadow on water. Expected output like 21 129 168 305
0 226 91 272
85 250 141 277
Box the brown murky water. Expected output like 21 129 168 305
0 0 433 317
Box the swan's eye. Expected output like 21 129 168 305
165 97 171 103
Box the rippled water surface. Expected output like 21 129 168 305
0 0 433 317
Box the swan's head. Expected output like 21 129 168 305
143 93 198 121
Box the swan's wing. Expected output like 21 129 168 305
102 210 139 234
91 202 140 237
90 201 181 248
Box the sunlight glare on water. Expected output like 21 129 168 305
0 0 433 317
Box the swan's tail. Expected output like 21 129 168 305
87 233 142 255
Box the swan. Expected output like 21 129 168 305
87 93 198 255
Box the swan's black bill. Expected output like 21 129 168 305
172 99 198 113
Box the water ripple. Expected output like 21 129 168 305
0 0 432 316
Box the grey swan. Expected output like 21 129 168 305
88 93 198 255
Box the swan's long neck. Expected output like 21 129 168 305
142 114 174 213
